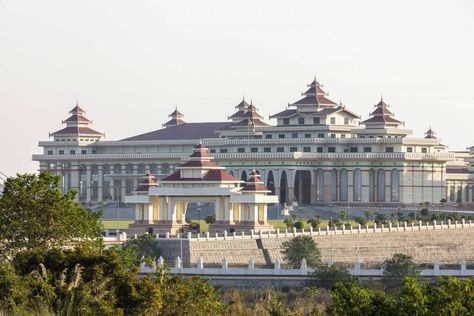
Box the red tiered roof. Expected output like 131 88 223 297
361 97 403 126
290 78 338 107
135 172 158 192
51 103 103 138
161 143 239 183
240 170 271 193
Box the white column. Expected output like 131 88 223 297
310 170 317 204
86 166 92 203
121 166 127 202
98 165 103 202
70 163 80 201
215 197 221 221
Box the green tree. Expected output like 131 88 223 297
374 213 389 225
364 210 374 221
399 277 428 316
339 210 348 223
312 265 355 290
354 217 367 226
294 220 305 230
0 173 102 259
383 253 420 291
307 218 322 229
119 233 161 268
281 236 321 268
328 281 374 316
205 214 216 224
427 277 474 315
283 218 295 229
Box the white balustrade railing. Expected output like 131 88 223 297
102 219 474 245
139 257 474 277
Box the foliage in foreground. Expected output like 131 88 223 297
0 247 224 316
328 277 474 316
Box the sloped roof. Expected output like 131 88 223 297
122 122 230 141
51 126 103 136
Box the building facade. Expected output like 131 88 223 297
33 77 473 207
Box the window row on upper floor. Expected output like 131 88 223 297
209 146 401 154
279 116 356 126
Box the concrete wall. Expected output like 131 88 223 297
155 226 474 267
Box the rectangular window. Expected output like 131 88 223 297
277 147 284 152
70 150 76 155
317 147 323 153
58 150 64 155
265 134 273 139
209 149 216 153
47 150 53 155
237 148 246 153
303 147 311 152
304 133 311 138
328 147 336 153
341 134 346 138
291 132 298 139
263 147 271 153
81 150 87 154
278 134 285 139
313 117 320 125
219 149 228 153
344 118 350 125
350 147 358 153
407 147 413 153
250 147 258 153
330 117 336 124
318 133 324 138
364 147 372 153
331 134 336 138
283 118 290 125
386 147 394 153
421 148 428 153
298 117 305 125
290 147 298 152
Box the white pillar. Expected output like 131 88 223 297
86 166 92 203
98 165 103 202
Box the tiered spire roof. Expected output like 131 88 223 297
290 77 338 107
361 97 403 127
227 98 269 129
135 172 158 192
163 107 186 128
161 143 240 182
240 170 271 193
50 102 103 139
425 126 437 139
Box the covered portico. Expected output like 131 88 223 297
126 144 277 236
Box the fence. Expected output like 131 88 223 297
139 257 474 278
103 219 474 245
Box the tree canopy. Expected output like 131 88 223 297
0 173 102 259
281 235 322 269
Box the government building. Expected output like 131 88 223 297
32 77 474 207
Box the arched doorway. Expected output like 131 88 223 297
266 170 275 195
294 170 311 205
280 171 288 204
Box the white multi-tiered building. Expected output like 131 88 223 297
32 77 474 207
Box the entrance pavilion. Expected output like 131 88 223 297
126 144 278 235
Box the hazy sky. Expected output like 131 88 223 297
1 0 473 177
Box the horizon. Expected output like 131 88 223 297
1 0 474 176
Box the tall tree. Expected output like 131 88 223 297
281 235 321 268
383 253 420 291
0 173 102 259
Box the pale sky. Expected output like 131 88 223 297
1 0 473 177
